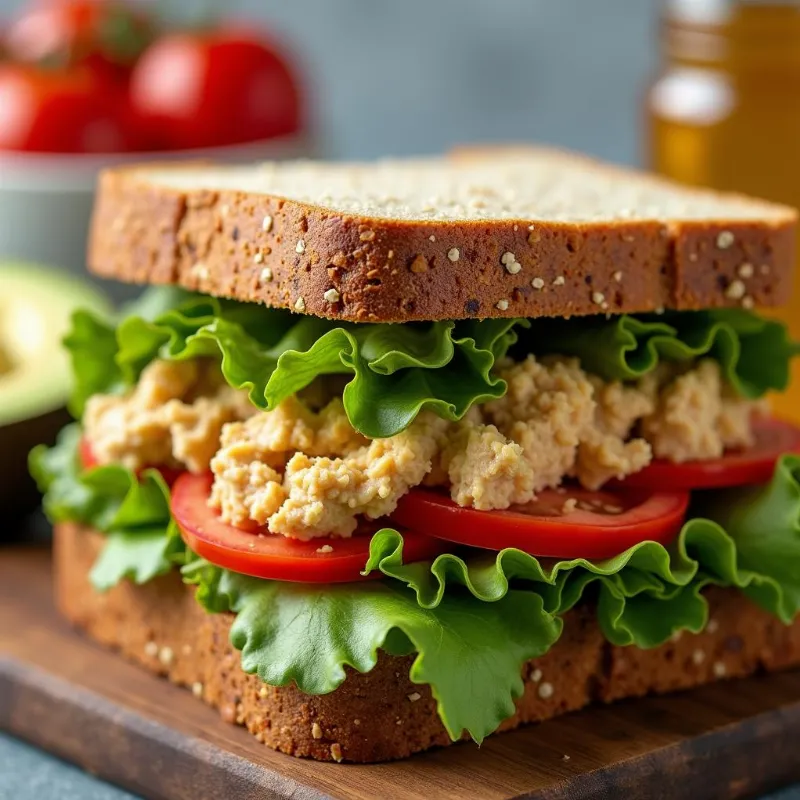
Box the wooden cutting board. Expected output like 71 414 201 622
2 545 800 800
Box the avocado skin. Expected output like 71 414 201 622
0 409 70 532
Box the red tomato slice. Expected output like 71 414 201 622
618 418 800 491
79 437 101 470
171 472 447 583
79 438 183 487
391 486 690 560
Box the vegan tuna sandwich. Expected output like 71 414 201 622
31 149 800 763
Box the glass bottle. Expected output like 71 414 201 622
646 0 800 422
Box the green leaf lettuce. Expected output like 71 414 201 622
63 289 795 438
183 561 560 743
525 309 799 398
65 288 521 438
365 458 800 647
29 425 184 589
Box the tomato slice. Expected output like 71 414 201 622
618 418 800 492
391 486 690 560
79 438 184 487
79 437 97 469
171 472 447 583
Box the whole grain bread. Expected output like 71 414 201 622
87 150 797 323
56 522 800 763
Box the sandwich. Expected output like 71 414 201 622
31 149 800 763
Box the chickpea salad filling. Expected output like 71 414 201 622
83 353 760 539
32 287 800 743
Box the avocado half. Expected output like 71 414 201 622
0 263 111 524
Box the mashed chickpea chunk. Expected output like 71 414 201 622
83 355 762 540
83 359 255 473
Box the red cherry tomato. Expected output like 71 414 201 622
171 472 446 583
0 64 136 153
391 486 690 560
79 438 183 487
5 0 156 82
618 418 800 491
130 28 302 150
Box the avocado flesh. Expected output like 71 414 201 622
0 263 111 427
0 341 13 375
0 263 111 523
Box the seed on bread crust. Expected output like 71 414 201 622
410 255 429 273
717 231 735 249
538 682 554 699
725 280 746 300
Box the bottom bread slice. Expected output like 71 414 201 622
55 522 800 763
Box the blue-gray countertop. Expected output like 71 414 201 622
0 734 136 800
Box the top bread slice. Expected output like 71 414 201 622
88 148 797 322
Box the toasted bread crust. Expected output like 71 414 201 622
55 522 800 763
87 162 796 323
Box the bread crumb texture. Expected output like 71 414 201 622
142 156 792 224
83 356 761 539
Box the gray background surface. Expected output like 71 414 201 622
3 0 661 166
1 0 797 797
254 0 659 165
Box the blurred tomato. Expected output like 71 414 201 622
130 29 302 150
5 0 156 83
0 65 137 152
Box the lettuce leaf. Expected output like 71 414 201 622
64 289 795 438
65 289 520 438
183 560 561 743
363 456 800 645
63 312 123 417
526 309 799 398
29 425 184 589
696 455 800 622
365 529 704 648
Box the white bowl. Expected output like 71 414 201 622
0 133 315 294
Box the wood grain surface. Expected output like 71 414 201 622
2 547 800 800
